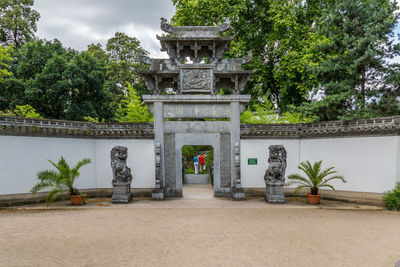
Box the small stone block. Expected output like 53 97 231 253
152 188 165 200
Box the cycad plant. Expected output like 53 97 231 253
287 160 346 195
31 157 91 204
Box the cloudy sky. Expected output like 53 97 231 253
33 1 400 60
33 0 176 58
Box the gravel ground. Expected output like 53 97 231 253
0 185 399 267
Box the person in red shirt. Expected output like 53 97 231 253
199 153 205 172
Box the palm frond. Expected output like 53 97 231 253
32 157 91 204
45 188 64 204
318 184 336 191
287 174 313 187
293 185 312 195
321 175 347 184
288 160 346 195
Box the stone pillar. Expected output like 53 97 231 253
152 142 164 200
230 101 245 200
152 101 165 200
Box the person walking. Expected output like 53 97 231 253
199 153 205 172
193 155 199 174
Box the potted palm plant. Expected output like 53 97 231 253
287 160 346 204
31 157 91 205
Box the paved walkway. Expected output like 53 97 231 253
0 185 398 267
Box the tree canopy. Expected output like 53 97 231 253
0 0 40 48
1 0 400 123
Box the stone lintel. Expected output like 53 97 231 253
142 95 251 104
164 121 230 134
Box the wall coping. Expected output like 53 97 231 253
241 116 400 138
1 115 400 139
0 116 154 139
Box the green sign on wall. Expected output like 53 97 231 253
248 158 258 165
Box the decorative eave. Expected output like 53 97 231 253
156 36 234 41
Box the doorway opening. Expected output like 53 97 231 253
181 145 214 196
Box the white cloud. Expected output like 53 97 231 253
33 0 175 57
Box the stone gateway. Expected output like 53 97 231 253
139 18 254 200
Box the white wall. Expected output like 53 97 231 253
95 139 155 189
241 139 300 188
241 136 399 193
1 134 398 195
0 136 96 195
0 136 155 195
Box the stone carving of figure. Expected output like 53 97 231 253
183 69 209 90
161 17 173 33
111 146 133 184
265 145 287 185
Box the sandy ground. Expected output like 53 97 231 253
0 185 399 267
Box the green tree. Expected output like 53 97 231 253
0 44 13 81
63 51 114 121
304 0 400 121
0 39 115 121
172 0 326 110
0 39 71 110
115 82 153 122
105 32 149 99
0 0 40 48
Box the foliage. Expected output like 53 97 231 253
0 104 41 118
0 39 115 121
0 0 40 48
0 32 149 122
31 157 91 204
185 167 195 174
0 44 13 81
115 82 153 122
182 145 213 171
382 182 400 211
287 160 346 195
105 32 149 103
240 96 316 124
304 0 400 121
172 0 326 110
13 104 41 117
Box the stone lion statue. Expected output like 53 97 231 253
264 145 287 185
111 146 133 184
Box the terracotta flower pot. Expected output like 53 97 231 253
306 193 321 204
70 194 86 205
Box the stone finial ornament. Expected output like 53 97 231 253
161 17 173 33
264 145 287 203
139 54 154 65
219 17 231 33
111 146 133 203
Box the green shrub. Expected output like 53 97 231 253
383 182 400 211
185 167 195 174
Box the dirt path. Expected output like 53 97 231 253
0 185 399 267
